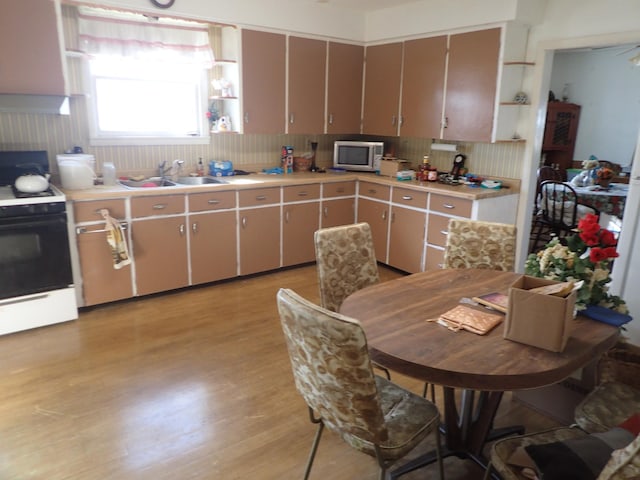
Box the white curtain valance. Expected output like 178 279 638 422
77 7 213 67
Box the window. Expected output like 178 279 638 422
78 7 213 145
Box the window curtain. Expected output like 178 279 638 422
77 6 214 67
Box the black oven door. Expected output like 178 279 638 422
0 212 73 300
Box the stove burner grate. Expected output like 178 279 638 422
11 186 56 198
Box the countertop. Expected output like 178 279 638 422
60 171 520 202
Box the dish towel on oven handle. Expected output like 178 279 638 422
100 208 131 270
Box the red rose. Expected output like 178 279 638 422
589 247 608 263
580 232 600 247
599 229 617 247
602 246 619 259
578 214 599 230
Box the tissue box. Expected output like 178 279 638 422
209 160 234 177
378 158 409 177
503 276 576 352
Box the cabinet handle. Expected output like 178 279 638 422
336 187 345 193
402 195 413 201
399 116 404 127
76 223 128 235
255 195 267 201
391 212 396 223
382 210 387 221
152 204 167 210
367 189 377 194
443 116 449 129
285 211 290 223
179 224 185 236
242 217 247 228
328 113 334 125
437 263 444 269
297 191 308 197
442 203 455 209
207 199 221 205
192 222 198 234
391 115 397 127
323 206 328 217
440 230 449 236
289 113 295 124
244 112 249 124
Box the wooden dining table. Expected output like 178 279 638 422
340 268 620 478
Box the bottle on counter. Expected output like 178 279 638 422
197 157 205 176
427 165 438 182
419 155 430 182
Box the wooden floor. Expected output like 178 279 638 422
0 265 560 480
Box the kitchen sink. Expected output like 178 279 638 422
174 176 228 185
119 177 177 188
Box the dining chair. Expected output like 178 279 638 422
276 288 444 480
575 340 640 433
529 180 599 252
534 166 563 215
483 425 640 480
314 222 391 381
443 219 517 271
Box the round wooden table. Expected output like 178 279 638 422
340 268 620 478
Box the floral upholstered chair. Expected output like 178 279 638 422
276 288 444 480
484 426 640 480
314 222 391 380
575 341 640 433
443 219 517 271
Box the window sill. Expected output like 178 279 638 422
89 136 211 147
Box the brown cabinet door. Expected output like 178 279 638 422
132 217 188 296
327 42 364 134
282 202 320 267
239 206 280 275
190 211 237 285
362 42 403 136
400 36 447 138
444 28 500 142
388 206 425 273
288 36 326 134
241 29 286 134
425 245 445 270
76 226 133 306
0 0 65 95
321 198 355 228
357 197 389 263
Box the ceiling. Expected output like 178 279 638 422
313 0 421 12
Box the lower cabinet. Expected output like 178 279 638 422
190 210 237 285
132 216 189 296
283 201 320 267
357 197 389 263
321 198 355 227
388 205 425 273
239 206 281 275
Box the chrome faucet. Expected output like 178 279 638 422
159 159 184 181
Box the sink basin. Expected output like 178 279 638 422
119 177 177 188
175 176 228 185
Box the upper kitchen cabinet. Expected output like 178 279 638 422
241 29 286 134
0 0 68 95
326 42 364 135
399 35 447 138
362 42 403 137
443 28 500 142
287 36 326 134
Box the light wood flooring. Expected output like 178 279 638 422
0 265 560 480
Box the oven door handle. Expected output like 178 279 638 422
0 292 50 306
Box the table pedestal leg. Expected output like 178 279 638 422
390 388 524 479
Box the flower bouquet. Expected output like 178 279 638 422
596 167 615 188
525 213 627 313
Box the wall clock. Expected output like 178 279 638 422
150 0 175 8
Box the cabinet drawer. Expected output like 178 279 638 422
425 246 445 270
427 213 451 247
189 191 236 212
359 181 390 201
429 193 472 217
131 194 185 218
239 187 280 207
323 180 356 198
392 187 428 209
74 199 126 223
283 184 320 202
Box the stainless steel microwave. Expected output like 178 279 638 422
333 141 384 172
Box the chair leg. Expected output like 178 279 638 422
422 383 436 403
304 419 324 480
482 461 493 480
435 422 444 480
374 363 391 380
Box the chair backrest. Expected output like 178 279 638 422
443 219 516 271
539 180 579 230
276 288 387 444
314 222 380 312
536 166 564 207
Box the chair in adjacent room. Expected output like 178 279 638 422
276 288 444 480
314 222 391 381
575 340 640 434
443 219 517 271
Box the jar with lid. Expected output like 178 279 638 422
427 165 438 182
